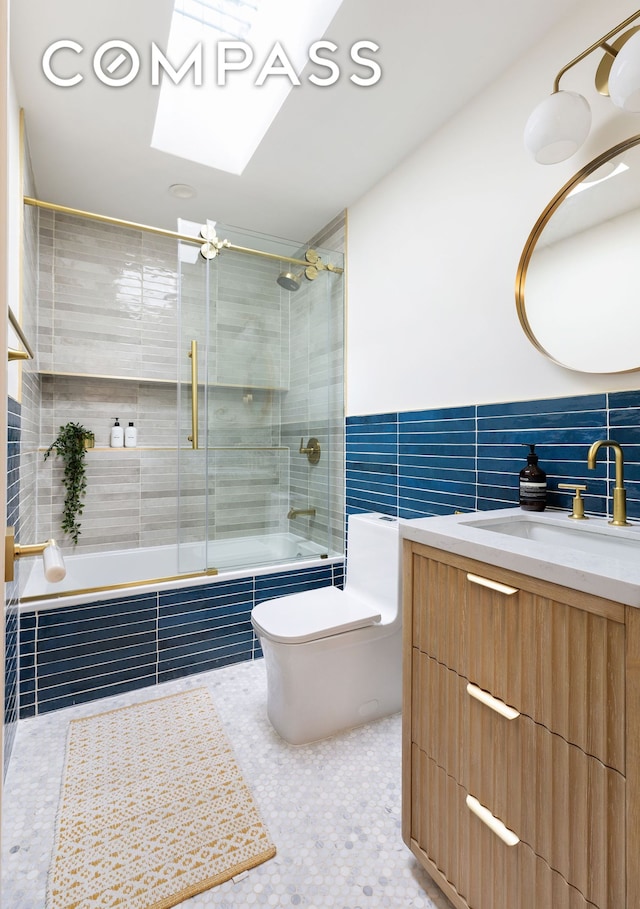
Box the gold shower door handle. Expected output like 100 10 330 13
188 340 198 449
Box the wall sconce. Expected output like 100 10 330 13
525 9 640 164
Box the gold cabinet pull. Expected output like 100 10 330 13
466 572 518 596
187 340 198 450
465 795 520 846
466 683 520 720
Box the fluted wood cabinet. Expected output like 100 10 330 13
402 540 640 909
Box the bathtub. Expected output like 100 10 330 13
20 531 343 611
18 531 345 717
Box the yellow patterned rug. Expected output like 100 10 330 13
46 687 276 909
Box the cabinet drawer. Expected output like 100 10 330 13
410 747 598 909
412 554 625 771
411 652 625 908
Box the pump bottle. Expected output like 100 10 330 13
519 443 547 512
124 421 137 448
110 417 124 448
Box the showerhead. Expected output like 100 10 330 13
276 271 302 292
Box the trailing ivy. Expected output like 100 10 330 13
44 422 94 544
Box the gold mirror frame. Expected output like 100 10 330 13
515 133 640 374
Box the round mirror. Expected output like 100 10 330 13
516 134 640 373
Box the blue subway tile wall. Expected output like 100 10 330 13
159 578 255 682
399 406 476 518
346 413 398 516
34 593 158 715
609 391 640 516
346 390 640 522
477 394 609 513
255 563 335 603
17 612 36 718
4 397 21 776
18 559 344 717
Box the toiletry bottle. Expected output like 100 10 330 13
110 417 124 448
124 421 137 448
519 443 547 512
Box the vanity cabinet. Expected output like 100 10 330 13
402 541 640 909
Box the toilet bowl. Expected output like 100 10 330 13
251 512 401 745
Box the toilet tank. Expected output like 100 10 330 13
345 512 400 619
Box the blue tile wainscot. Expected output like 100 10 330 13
18 560 344 717
346 391 640 522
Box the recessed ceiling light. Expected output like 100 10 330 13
169 183 197 199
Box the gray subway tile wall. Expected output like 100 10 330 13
29 209 345 557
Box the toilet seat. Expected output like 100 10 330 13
251 585 381 644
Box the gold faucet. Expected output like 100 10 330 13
287 507 316 519
587 439 630 526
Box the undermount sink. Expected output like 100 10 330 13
467 513 640 564
400 506 640 608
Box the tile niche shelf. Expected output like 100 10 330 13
39 370 290 454
38 370 289 392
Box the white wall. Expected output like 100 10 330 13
346 0 640 415
7 76 22 401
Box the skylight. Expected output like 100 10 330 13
152 0 345 175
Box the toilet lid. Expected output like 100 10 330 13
251 586 381 644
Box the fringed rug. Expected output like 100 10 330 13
46 687 276 909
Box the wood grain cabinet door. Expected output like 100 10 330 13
463 677 625 908
410 747 598 909
404 545 632 909
463 570 625 774
411 550 625 771
410 652 625 907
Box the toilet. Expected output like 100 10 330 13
251 512 402 745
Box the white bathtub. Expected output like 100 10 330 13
20 532 342 611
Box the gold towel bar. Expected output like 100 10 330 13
8 306 34 361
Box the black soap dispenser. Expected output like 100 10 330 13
519 444 547 512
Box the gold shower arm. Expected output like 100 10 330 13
187 340 198 450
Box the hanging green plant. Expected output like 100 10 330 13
44 422 94 544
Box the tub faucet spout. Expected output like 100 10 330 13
287 507 316 519
587 439 630 526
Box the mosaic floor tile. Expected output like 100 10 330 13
2 659 454 909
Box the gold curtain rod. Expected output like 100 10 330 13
23 196 343 272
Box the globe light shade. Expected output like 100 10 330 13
609 31 640 111
523 90 592 164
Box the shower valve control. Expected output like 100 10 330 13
299 437 321 465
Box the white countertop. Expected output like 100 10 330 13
399 507 640 608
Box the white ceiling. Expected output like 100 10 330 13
10 0 583 242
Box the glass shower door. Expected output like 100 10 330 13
177 221 344 575
177 237 211 575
